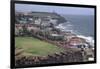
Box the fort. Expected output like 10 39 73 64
15 11 94 67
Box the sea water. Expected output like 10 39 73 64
56 15 94 45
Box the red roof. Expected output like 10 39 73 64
68 37 86 46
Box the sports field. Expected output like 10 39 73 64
15 37 65 56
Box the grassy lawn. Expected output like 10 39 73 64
15 37 65 56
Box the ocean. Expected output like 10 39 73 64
56 15 94 44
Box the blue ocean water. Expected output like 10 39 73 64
61 15 94 37
56 15 94 43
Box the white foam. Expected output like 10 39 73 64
56 22 73 31
77 35 94 46
55 24 66 32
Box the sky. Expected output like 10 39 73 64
15 4 94 15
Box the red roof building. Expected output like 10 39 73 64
67 37 87 48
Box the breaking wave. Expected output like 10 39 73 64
77 35 94 47
55 21 77 34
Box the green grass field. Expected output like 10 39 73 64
15 37 65 56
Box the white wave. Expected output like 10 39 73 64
77 35 94 47
55 23 66 30
56 22 73 30
55 23 78 35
